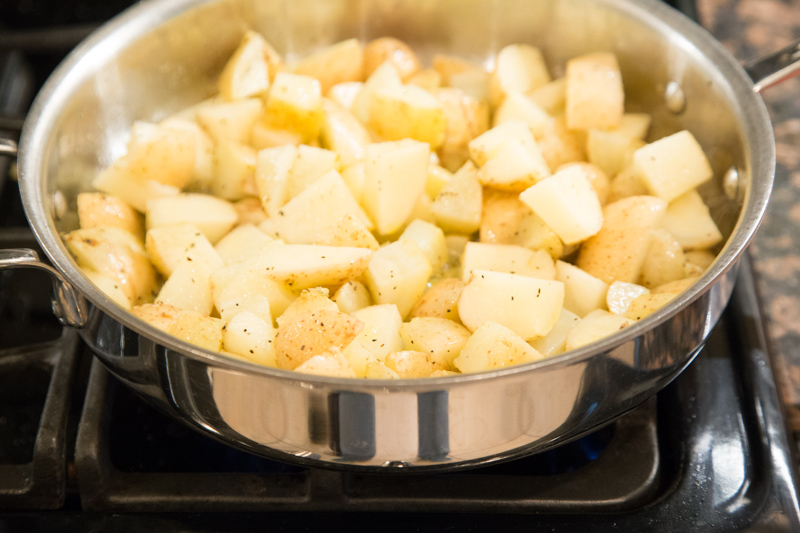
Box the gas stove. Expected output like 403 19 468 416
1 1 799 531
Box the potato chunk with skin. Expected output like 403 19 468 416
125 121 196 189
454 321 543 374
461 242 555 282
639 228 686 289
660 189 723 250
458 270 564 340
295 349 357 378
514 208 566 259
211 260 296 321
431 161 482 234
363 37 421 80
528 308 581 357
409 278 465 323
274 309 363 370
624 293 677 320
78 193 143 239
480 190 525 245
293 38 364 93
167 312 224 352
146 194 238 244
490 44 551 107
519 165 604 245
314 214 379 251
369 85 447 148
276 287 337 328
577 196 668 284
400 317 471 367
364 240 432 318
566 52 624 130
565 309 633 351
131 302 183 331
263 72 323 143
365 361 400 379
433 87 490 172
555 260 608 318
223 311 276 367
633 131 713 202
385 350 449 378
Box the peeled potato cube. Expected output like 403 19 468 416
431 161 482 234
214 223 280 265
274 309 363 370
295 350 357 378
364 240 432 318
332 281 372 314
223 311 277 366
399 219 448 274
565 52 624 130
468 120 535 167
685 250 716 277
608 165 649 203
454 321 543 374
653 276 700 296
254 144 297 218
519 165 603 245
362 139 430 235
218 30 276 101
458 270 564 340
364 37 421 80
167 312 224 352
577 195 667 284
426 164 453 199
263 72 323 143
587 129 645 179
490 44 551 107
493 91 550 138
252 244 372 290
606 281 651 315
535 115 586 171
92 163 180 213
555 260 609 318
385 350 448 378
365 361 400 379
624 293 677 320
145 194 238 244
400 317 471 367
409 278 465 323
212 139 257 201
514 208 565 259
210 261 295 320
145 223 224 277
155 261 213 315
633 130 713 202
528 308 581 357
314 213 379 251
160 117 216 191
250 124 303 150
565 309 634 351
407 69 442 92
461 242 555 281
352 61 402 123
528 78 566 115
344 304 404 363
661 189 723 250
478 136 551 192
125 122 196 189
639 228 686 288
276 288 338 327
329 81 364 110
368 84 446 148
196 98 263 144
77 192 143 238
320 99 371 166
131 303 182 331
286 145 339 200
293 38 364 93
614 113 652 140
84 270 132 310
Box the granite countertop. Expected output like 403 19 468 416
698 0 800 427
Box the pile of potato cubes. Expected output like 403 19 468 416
64 33 723 379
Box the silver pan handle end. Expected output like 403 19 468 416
745 38 800 93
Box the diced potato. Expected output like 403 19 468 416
653 276 700 295
276 287 338 327
528 308 581 357
368 85 446 148
196 98 263 144
400 317 471 367
214 223 280 265
268 170 373 244
432 54 487 87
558 162 610 205
661 189 723 250
84 270 132 310
458 270 564 340
480 190 526 244
212 139 257 201
352 61 402 123
293 38 364 93
385 350 448 378
210 260 294 320
399 219 448 274
64 226 157 305
633 131 713 202
286 145 339 200
166 312 224 352
407 69 442 91
565 309 633 351
587 129 645 179
314 213 379 251
254 144 297 217
233 198 268 226
365 361 400 379
218 30 276 101
493 91 550 138
555 260 608 317
478 136 551 192
639 228 685 288
250 123 303 150
513 208 565 259
77 192 143 238
362 139 429 235
363 37 421 80
535 115 586 171
565 52 623 130
329 81 364 110
145 223 223 277
519 164 603 245
528 78 566 115
344 341 381 378
364 240 432 318
624 293 677 320
606 281 650 315
145 194 238 244
332 281 372 314
454 321 542 373
614 113 652 140
344 304 404 363
409 278 465 323
92 164 180 213
125 122 196 189
469 120 534 166
341 161 366 203
131 302 182 331
685 250 716 277
155 261 213 315
608 165 649 203
222 311 276 366
320 99 371 166
263 72 323 143
431 161 482 234
274 308 363 370
433 87 490 172
160 117 215 191
577 195 667 284
295 349 357 378
461 242 555 281
426 164 453 199
490 44 551 107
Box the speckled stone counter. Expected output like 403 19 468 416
698 0 800 425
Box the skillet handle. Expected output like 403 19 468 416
0 248 89 328
745 38 800 93
0 138 16 157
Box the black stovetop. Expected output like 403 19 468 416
1 1 800 531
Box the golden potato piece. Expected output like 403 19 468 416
77 192 143 239
274 309 363 370
363 37 421 80
409 278 465 323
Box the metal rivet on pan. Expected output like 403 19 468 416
53 190 67 221
382 461 411 468
665 81 686 114
723 166 740 200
